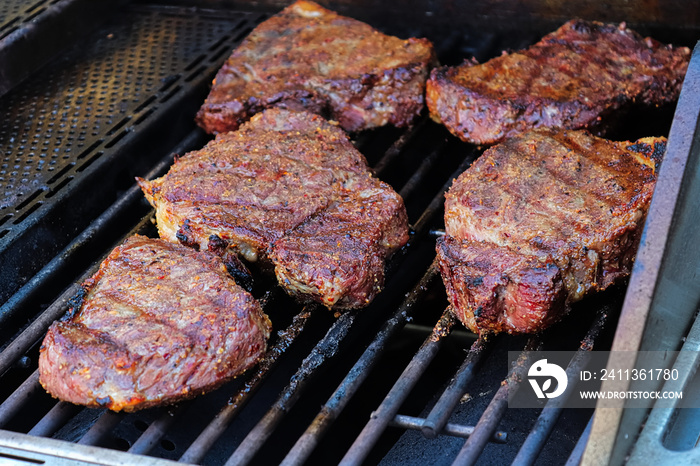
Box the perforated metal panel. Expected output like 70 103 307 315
0 4 266 302
1 7 246 212
0 0 53 38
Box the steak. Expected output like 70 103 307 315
196 0 435 134
39 235 271 412
427 20 690 145
139 108 409 309
437 129 665 334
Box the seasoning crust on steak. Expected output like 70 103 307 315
437 129 665 334
39 236 271 412
427 20 690 145
139 108 409 309
196 0 435 134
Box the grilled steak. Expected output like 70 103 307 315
196 0 435 134
427 20 690 145
139 108 409 309
437 129 665 334
39 235 271 412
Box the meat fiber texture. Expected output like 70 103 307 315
196 0 435 134
427 19 690 146
437 129 665 334
39 236 271 412
139 108 409 310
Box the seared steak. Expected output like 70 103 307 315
139 108 409 309
437 129 665 334
427 20 690 145
39 235 271 412
196 0 435 134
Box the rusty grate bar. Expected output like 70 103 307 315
224 310 357 466
389 414 506 443
421 337 490 439
511 306 609 465
339 309 457 466
281 261 441 466
452 338 541 466
178 308 313 464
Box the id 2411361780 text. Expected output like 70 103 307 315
581 368 680 381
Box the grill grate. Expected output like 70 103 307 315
0 114 608 464
0 3 691 465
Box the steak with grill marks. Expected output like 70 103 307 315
196 0 435 134
437 129 665 334
138 108 409 309
39 235 271 412
427 20 690 145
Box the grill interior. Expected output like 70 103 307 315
0 1 697 465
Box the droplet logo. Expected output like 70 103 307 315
528 359 568 399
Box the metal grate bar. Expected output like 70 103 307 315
339 309 457 466
224 310 357 466
398 140 449 200
512 307 609 466
128 404 190 455
389 414 506 442
0 371 41 430
452 338 541 466
281 262 441 466
77 410 125 446
178 307 314 464
27 402 82 438
565 416 594 466
373 118 427 176
412 147 480 235
421 337 490 439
